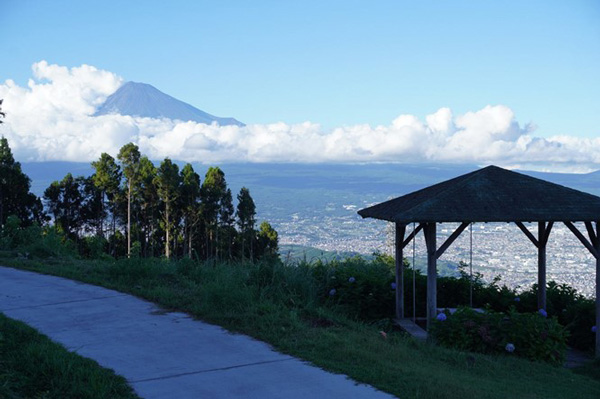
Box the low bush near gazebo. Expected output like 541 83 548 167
430 307 569 365
315 254 596 353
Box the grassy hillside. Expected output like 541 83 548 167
0 312 139 399
1 255 599 399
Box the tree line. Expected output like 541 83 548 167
0 134 278 261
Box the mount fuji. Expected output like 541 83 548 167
94 81 244 126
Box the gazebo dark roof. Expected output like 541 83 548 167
358 165 600 223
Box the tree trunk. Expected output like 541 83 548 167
111 211 116 257
98 191 105 238
127 180 131 257
215 224 219 260
241 236 245 260
188 223 193 259
165 201 170 259
0 186 4 228
250 231 254 261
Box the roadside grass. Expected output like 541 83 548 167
2 255 600 399
0 312 139 399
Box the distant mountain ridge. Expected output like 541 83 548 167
94 81 244 126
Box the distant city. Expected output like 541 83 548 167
273 203 597 298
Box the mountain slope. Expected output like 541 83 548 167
94 81 244 126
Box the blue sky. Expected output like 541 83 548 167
3 0 599 136
1 1 599 171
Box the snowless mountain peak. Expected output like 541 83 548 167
94 81 244 126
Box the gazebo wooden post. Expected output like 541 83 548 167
594 221 600 359
537 222 553 310
423 222 437 331
538 222 547 310
395 222 406 319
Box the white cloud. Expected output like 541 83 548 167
1 61 599 173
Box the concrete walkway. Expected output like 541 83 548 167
0 266 395 399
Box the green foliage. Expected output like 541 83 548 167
44 173 87 241
430 307 569 365
137 156 159 257
0 313 139 398
0 215 75 258
117 143 141 185
180 163 201 258
92 152 122 202
0 215 25 249
257 220 279 258
0 136 45 227
0 138 276 263
155 158 181 258
310 255 395 320
80 235 110 259
236 186 256 259
117 142 142 256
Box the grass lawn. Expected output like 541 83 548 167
2 255 599 399
0 312 139 399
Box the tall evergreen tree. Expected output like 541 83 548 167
201 167 227 259
155 158 181 259
43 173 85 241
236 187 256 260
138 156 159 257
180 163 201 259
82 176 106 237
117 143 141 257
0 99 5 123
219 188 235 259
0 137 44 227
91 153 122 241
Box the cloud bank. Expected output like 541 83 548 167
1 61 599 172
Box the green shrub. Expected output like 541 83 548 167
311 255 395 320
79 236 110 259
430 307 569 365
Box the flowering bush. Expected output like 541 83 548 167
313 255 395 320
430 307 568 365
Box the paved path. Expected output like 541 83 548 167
0 266 395 399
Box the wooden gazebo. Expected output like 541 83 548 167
358 165 600 357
